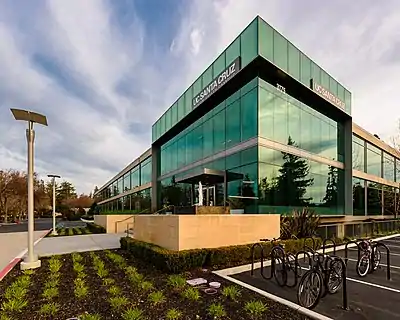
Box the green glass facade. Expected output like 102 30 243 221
95 16 399 218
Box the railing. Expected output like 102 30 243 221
317 219 400 239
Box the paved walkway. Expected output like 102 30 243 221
33 233 125 257
0 231 47 276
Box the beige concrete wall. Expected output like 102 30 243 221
132 214 280 251
94 215 134 233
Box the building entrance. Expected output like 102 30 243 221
196 184 216 206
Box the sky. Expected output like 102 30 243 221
0 0 400 194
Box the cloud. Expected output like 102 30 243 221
0 0 399 194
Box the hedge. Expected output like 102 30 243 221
120 236 343 274
86 222 106 234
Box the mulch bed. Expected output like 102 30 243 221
0 249 309 320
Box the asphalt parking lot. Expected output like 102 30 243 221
229 235 400 320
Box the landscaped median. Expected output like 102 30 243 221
0 249 306 320
46 223 106 238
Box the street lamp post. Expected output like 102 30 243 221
11 108 48 270
47 174 61 236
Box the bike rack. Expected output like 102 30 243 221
344 240 362 265
289 250 312 288
332 256 348 310
251 243 269 278
303 236 317 252
322 238 337 256
372 241 391 280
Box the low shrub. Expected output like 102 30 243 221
120 236 326 273
86 223 106 234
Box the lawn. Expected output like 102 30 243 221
0 249 308 320
46 226 92 237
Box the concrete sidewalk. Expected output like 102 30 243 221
0 230 48 279
33 233 124 257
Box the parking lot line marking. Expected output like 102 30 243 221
345 258 400 270
213 271 334 320
347 277 400 294
348 247 400 257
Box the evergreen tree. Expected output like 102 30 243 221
323 166 338 206
274 136 314 206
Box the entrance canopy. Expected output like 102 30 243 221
175 168 243 185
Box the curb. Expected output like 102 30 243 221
0 229 50 281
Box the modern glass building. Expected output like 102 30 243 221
94 16 400 221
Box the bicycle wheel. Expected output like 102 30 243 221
286 253 302 278
372 247 381 271
356 254 370 277
297 269 323 309
273 256 288 287
327 260 343 294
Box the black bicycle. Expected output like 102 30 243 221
297 252 343 309
261 238 302 287
356 238 381 277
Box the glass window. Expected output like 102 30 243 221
177 96 185 122
130 167 140 188
258 19 273 61
352 140 365 171
203 66 213 87
300 53 311 88
311 62 321 85
226 37 240 66
165 108 171 133
353 177 365 216
203 117 213 158
171 103 177 127
321 70 330 90
241 88 258 141
383 185 396 215
329 76 338 96
273 30 288 72
344 90 351 113
152 124 155 142
213 52 226 76
259 87 274 139
226 100 241 148
397 159 400 182
367 182 382 215
193 77 202 97
288 42 300 81
337 84 345 107
117 178 123 195
240 20 258 67
160 114 165 137
140 158 152 185
366 143 382 177
123 173 131 192
383 154 395 181
241 147 258 166
273 95 288 144
213 109 226 154
184 88 192 115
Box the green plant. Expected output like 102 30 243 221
42 287 59 300
280 208 320 240
127 272 144 285
120 236 326 273
106 252 127 267
244 300 268 319
39 302 59 316
147 291 166 306
140 280 153 292
13 275 31 289
71 252 83 263
22 269 34 276
68 228 74 236
165 308 182 320
208 303 226 319
86 223 106 234
49 258 62 273
73 262 85 273
75 227 83 235
4 286 27 300
97 268 109 279
103 278 115 286
121 307 144 320
1 299 28 313
45 277 59 289
167 275 186 290
181 287 200 301
125 266 138 275
221 285 241 301
79 313 102 320
0 313 11 320
107 285 122 296
108 296 129 310
74 278 89 299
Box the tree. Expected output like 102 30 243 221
161 176 183 207
274 137 314 206
323 166 338 207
